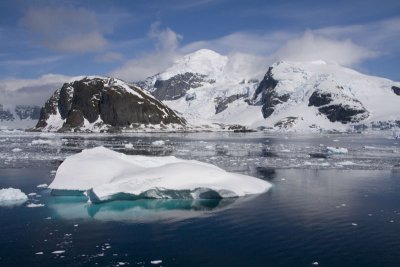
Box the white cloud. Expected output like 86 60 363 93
180 31 294 56
0 56 64 67
0 74 71 106
272 31 378 66
20 7 108 53
111 22 182 81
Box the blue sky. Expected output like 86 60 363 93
0 0 399 84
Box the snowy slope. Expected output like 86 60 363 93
140 50 400 131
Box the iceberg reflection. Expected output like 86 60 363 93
47 196 248 222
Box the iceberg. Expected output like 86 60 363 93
0 188 28 206
49 146 271 203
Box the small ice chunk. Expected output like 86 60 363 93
124 143 133 149
0 188 28 202
151 260 162 265
152 140 165 146
12 148 22 153
327 146 348 154
52 250 65 254
351 223 358 226
312 262 319 265
28 193 37 196
27 203 45 208
35 252 44 255
37 184 48 188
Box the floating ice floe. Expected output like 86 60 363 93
11 148 22 153
326 146 348 154
152 140 165 146
124 143 133 149
27 203 45 208
0 188 28 205
49 146 271 203
37 184 48 188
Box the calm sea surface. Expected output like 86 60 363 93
0 132 399 266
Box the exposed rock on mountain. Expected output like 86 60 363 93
308 89 369 123
392 86 400 96
34 77 186 132
251 67 290 118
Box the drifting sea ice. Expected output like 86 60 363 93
0 188 28 204
326 146 348 154
152 140 165 146
49 146 271 203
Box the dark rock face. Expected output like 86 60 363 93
35 77 186 131
308 91 333 107
392 86 400 96
308 89 369 124
318 104 368 123
215 93 248 114
251 67 290 118
152 72 213 100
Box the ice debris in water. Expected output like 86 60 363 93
152 140 165 146
26 203 45 208
326 146 348 154
12 148 22 153
49 146 271 203
0 188 28 202
37 184 48 188
151 260 162 265
124 143 134 149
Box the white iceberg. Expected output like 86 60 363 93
49 146 271 203
0 188 28 205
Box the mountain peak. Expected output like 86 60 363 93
160 49 228 80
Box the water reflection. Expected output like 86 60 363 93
47 196 245 223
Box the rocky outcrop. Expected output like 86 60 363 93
215 93 248 114
392 86 400 96
251 67 290 118
308 89 369 124
152 72 214 101
35 77 186 132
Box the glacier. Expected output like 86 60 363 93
49 146 271 203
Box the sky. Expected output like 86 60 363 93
0 0 399 105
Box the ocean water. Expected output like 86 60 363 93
0 131 399 266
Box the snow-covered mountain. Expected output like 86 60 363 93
139 49 400 131
34 76 186 132
0 104 41 129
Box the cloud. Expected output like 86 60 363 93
111 22 182 81
20 7 108 53
181 31 294 56
272 31 378 66
0 56 64 67
0 74 71 106
314 17 400 53
95 52 124 62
